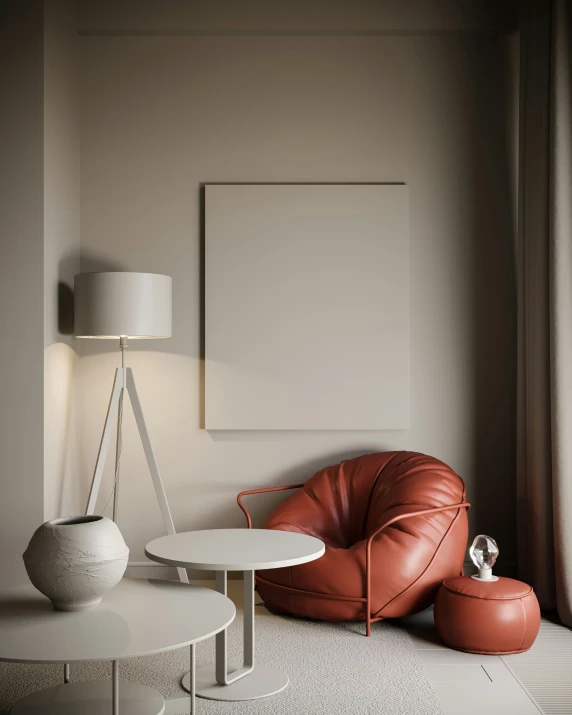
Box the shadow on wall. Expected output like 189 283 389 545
57 250 126 338
44 251 82 520
80 250 125 275
58 282 74 335
199 185 206 429
467 40 517 572
74 250 126 357
57 252 80 337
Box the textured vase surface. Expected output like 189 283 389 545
23 515 129 611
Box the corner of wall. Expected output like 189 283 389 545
43 0 82 522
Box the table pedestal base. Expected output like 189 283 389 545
11 680 165 715
183 663 288 701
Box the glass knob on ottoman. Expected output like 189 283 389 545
469 534 499 582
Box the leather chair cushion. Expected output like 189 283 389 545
257 451 468 621
434 576 541 654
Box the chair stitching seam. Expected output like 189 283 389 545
373 506 464 617
362 451 403 537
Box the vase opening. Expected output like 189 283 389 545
48 515 104 527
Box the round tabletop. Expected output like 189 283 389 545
0 578 235 664
145 528 325 571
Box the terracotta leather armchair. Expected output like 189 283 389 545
238 451 470 635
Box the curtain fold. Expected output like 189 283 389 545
518 0 572 626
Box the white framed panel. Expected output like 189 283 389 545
205 184 409 430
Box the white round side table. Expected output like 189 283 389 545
145 528 325 702
0 578 235 715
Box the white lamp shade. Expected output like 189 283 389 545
74 272 172 339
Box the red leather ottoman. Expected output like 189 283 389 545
434 576 540 655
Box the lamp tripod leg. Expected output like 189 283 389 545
85 369 124 516
112 389 125 523
126 369 189 584
84 359 187 584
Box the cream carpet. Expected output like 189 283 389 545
0 610 444 715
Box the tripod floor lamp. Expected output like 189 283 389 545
74 271 188 583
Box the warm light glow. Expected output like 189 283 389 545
75 335 170 339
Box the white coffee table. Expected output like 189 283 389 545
0 578 235 715
145 528 325 701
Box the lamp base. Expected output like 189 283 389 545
471 567 499 582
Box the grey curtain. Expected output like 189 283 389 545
518 0 572 626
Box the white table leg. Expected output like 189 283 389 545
112 660 119 715
215 570 254 684
64 663 70 684
244 569 254 671
214 570 228 684
190 643 196 715
183 570 289 701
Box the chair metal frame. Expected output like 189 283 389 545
237 484 470 636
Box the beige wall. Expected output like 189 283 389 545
0 0 46 586
78 3 518 572
44 0 82 521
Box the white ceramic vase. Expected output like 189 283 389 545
23 515 129 611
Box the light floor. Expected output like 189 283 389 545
171 581 572 715
403 608 557 715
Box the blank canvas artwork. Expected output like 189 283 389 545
205 184 409 430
